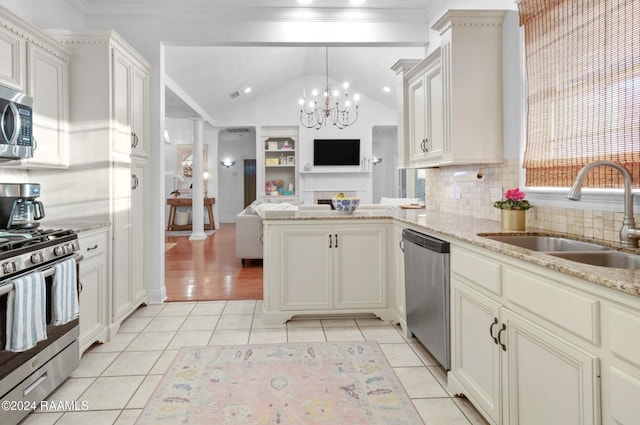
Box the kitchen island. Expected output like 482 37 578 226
262 207 640 425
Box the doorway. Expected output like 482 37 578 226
244 159 256 207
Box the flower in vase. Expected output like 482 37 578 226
493 188 532 211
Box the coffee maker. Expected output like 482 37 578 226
0 183 45 229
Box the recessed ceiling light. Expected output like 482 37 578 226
350 0 366 5
297 0 313 4
244 87 252 94
383 86 391 93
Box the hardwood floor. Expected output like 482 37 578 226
164 223 263 302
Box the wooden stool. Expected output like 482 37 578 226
167 197 216 231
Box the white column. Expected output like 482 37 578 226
189 118 207 240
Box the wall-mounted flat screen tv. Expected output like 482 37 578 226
313 139 360 166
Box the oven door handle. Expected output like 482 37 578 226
40 253 84 277
0 254 85 297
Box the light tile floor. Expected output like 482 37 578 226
22 300 489 425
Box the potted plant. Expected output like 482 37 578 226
493 188 532 231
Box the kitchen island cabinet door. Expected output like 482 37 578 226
333 225 387 309
278 226 332 311
450 279 502 425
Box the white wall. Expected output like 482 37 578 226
217 130 256 223
372 126 398 202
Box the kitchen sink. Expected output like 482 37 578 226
479 234 610 252
549 251 640 269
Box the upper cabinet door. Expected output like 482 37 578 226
112 48 133 154
131 65 148 157
26 43 69 168
0 26 25 91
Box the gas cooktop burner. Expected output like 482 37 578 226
0 229 77 256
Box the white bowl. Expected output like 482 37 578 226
332 198 360 213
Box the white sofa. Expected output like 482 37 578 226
235 201 330 266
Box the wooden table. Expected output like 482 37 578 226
167 197 215 231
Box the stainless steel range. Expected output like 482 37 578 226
0 228 81 425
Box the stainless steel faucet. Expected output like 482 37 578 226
568 160 640 248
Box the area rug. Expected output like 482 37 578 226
136 342 424 424
164 242 178 252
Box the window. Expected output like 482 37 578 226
519 0 640 188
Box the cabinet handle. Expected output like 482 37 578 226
131 132 139 148
329 234 333 248
497 323 507 351
86 244 98 251
33 137 38 151
489 317 499 344
424 138 429 153
399 237 405 252
335 234 338 248
132 174 139 190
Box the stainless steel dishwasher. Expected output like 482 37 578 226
402 228 451 370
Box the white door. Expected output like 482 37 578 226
27 43 68 167
131 65 148 156
334 225 387 309
131 158 148 305
501 309 600 425
111 154 132 322
112 49 132 154
408 75 427 163
279 226 332 310
450 279 502 424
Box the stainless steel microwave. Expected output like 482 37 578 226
0 85 33 160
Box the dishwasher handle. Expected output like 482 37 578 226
402 229 450 253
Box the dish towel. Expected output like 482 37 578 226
5 272 48 352
51 258 79 325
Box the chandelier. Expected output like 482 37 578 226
299 47 360 129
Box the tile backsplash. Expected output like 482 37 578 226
422 159 637 245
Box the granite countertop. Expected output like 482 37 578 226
263 208 640 298
40 220 110 233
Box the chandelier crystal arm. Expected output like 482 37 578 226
299 47 359 129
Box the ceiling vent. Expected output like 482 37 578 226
225 128 252 133
229 91 240 99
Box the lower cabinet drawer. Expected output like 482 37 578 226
503 266 599 344
78 230 107 260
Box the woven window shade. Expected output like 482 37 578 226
519 0 640 188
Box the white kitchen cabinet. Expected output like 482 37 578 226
0 6 70 169
405 48 443 168
131 157 148 305
0 22 25 91
26 42 69 168
45 30 150 334
401 10 505 168
263 221 392 323
451 280 502 423
112 48 148 157
77 227 109 356
111 153 133 323
449 244 601 425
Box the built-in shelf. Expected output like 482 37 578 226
266 164 295 168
